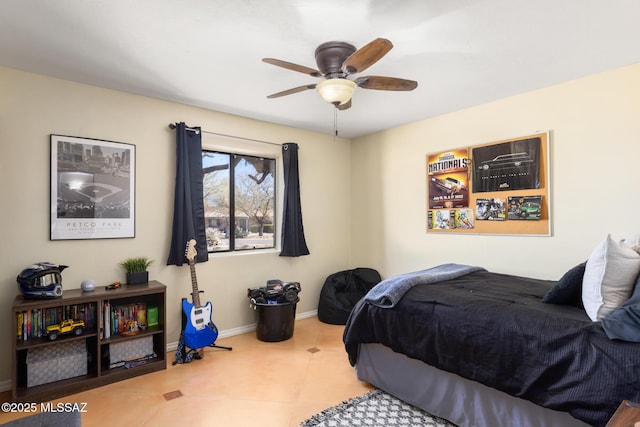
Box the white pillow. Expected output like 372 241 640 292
582 234 640 321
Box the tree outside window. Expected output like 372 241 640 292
202 150 275 252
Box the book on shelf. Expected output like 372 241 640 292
17 311 23 341
147 306 158 327
16 303 97 342
101 301 147 338
109 352 157 369
103 301 110 339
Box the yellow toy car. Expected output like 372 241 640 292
46 319 85 341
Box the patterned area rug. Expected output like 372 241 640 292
301 389 457 427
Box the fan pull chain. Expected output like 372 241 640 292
333 106 338 139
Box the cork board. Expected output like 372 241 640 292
426 132 550 236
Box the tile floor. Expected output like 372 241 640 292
0 317 374 426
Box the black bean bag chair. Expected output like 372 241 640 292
318 267 381 325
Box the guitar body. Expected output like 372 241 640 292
182 298 218 349
181 239 219 350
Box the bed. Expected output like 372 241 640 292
343 261 640 427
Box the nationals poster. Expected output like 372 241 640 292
427 149 470 209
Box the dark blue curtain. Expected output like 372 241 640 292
167 122 208 266
280 142 310 257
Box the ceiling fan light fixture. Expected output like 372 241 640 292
316 78 356 105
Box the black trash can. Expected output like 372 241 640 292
253 302 297 342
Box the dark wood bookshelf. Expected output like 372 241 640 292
11 281 166 402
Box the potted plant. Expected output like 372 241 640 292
119 257 153 285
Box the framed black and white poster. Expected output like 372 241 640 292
50 134 135 240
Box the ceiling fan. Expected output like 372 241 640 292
262 38 418 110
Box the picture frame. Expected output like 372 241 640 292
50 134 135 240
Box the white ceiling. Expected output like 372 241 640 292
2 1 640 139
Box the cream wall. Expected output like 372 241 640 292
351 62 640 279
0 66 352 386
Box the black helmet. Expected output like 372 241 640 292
17 262 67 299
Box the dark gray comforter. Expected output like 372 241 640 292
343 269 640 427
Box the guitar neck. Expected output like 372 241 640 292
189 261 201 308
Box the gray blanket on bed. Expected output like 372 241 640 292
363 263 486 308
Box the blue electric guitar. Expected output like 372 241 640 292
182 239 219 349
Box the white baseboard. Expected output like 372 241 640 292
167 309 317 351
0 310 318 393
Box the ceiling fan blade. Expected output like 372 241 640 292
341 38 393 75
337 99 351 111
266 84 317 99
354 76 418 91
262 58 322 77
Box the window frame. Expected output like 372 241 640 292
202 147 278 254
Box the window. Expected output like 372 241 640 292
202 150 276 252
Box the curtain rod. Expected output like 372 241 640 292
168 123 283 147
